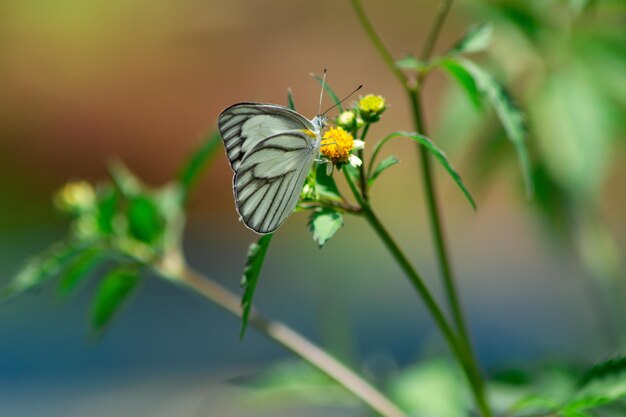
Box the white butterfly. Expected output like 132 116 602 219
218 102 328 234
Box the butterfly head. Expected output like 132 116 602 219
312 114 328 135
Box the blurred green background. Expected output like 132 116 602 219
0 0 624 416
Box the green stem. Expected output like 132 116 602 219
343 171 485 400
358 123 371 201
350 0 407 86
351 1 493 416
407 90 490 417
171 266 410 417
419 0 455 61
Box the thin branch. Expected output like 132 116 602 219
172 266 410 417
420 0 455 61
350 0 407 86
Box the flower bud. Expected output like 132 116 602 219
358 94 386 123
54 181 96 214
336 110 357 131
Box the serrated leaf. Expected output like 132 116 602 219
368 156 400 186
287 88 296 110
450 23 494 54
177 131 221 203
455 58 533 195
395 54 423 70
308 209 343 248
312 73 342 112
440 59 483 109
127 195 164 244
91 265 141 331
315 163 342 201
240 234 273 339
58 247 106 296
579 356 626 389
2 242 82 301
371 132 476 209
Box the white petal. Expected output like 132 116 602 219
352 139 365 150
349 154 362 167
326 162 334 176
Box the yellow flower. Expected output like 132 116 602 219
54 180 96 213
358 94 386 122
321 127 355 164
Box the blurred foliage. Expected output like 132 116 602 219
436 0 626 343
0 129 222 332
237 355 626 417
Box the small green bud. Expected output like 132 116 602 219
336 110 357 131
54 181 96 214
358 94 386 123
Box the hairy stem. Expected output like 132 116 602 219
170 266 410 417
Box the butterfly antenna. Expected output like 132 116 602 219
322 84 363 116
318 69 327 115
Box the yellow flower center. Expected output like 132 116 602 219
321 127 354 164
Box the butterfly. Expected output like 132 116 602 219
218 102 328 234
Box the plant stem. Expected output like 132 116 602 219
350 1 492 416
407 88 473 355
412 1 491 415
420 0 455 61
171 266 410 417
350 0 407 86
344 171 482 386
358 122 371 201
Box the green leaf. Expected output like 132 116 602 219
58 247 106 296
370 132 476 210
308 208 343 248
240 234 273 339
312 73 342 112
455 58 533 195
389 359 467 417
96 186 118 234
241 361 356 406
368 155 400 186
530 68 613 198
450 23 494 55
578 356 626 389
108 159 143 198
91 265 141 331
569 0 592 15
440 59 483 109
2 242 82 301
287 88 296 110
315 163 342 201
560 409 594 417
510 396 560 414
395 54 423 70
127 195 164 244
177 131 221 203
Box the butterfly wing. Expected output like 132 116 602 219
234 130 319 234
218 103 316 171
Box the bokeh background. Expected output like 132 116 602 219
1 0 624 416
